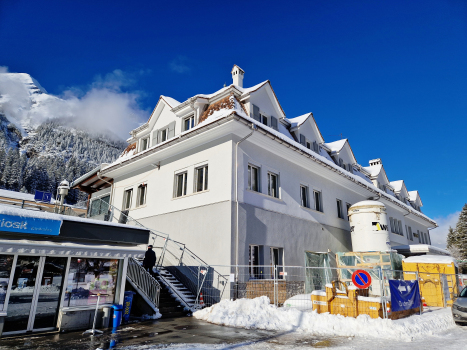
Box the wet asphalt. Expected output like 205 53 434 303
0 317 337 350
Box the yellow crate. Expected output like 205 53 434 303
311 290 330 313
357 296 383 319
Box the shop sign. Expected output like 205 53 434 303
0 214 61 235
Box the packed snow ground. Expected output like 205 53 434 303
193 296 456 341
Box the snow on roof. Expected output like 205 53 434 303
324 139 347 153
403 254 457 266
363 164 382 177
287 113 312 128
390 180 404 192
160 96 181 109
408 191 419 201
0 189 37 202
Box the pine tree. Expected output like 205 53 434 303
446 226 457 249
453 204 467 272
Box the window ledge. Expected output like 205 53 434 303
172 189 210 200
300 205 324 214
246 189 283 202
134 204 147 209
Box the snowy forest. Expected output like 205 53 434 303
0 118 126 204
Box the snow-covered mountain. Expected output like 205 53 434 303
0 72 127 202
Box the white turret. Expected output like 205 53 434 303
231 64 244 88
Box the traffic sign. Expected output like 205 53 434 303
352 270 372 289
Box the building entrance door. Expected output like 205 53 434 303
3 255 67 335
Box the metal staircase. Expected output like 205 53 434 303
126 257 161 312
156 267 197 310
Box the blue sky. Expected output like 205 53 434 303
1 0 466 229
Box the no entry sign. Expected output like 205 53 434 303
352 270 372 289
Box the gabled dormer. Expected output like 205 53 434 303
287 113 324 153
363 158 392 192
390 180 410 202
323 139 357 173
128 95 180 154
408 191 423 212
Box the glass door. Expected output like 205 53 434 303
3 255 67 334
32 257 67 330
3 256 41 333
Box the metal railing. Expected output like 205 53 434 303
126 257 161 309
72 197 228 308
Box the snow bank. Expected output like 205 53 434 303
193 296 455 341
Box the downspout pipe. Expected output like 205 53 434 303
235 124 256 278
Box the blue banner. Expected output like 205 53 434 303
34 190 53 203
389 279 421 312
0 214 61 236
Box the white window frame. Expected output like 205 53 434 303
140 137 149 152
267 172 279 198
260 114 268 126
136 183 147 207
183 115 195 131
122 188 133 210
300 185 309 208
174 172 188 198
346 203 351 221
408 226 413 241
160 128 169 142
247 164 260 192
195 165 208 192
313 190 323 212
336 199 343 219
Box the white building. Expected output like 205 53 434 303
73 65 437 269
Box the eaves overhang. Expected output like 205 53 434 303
101 112 437 227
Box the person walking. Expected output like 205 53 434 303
143 245 157 277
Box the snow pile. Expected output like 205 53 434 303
193 296 455 341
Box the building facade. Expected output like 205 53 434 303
73 65 437 271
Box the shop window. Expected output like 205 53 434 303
0 255 14 311
64 258 119 307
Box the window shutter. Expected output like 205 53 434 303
270 116 278 130
168 121 175 139
151 130 158 146
313 141 318 153
299 134 306 146
252 104 261 122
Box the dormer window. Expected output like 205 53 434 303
184 115 195 131
161 129 167 142
140 137 149 152
260 114 268 126
306 142 311 150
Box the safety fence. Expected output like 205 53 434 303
185 265 465 319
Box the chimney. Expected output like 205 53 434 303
231 64 245 88
369 158 382 166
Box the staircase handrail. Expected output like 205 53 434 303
127 257 161 309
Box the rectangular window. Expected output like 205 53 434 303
161 129 167 142
398 220 403 235
260 114 268 126
314 190 323 212
174 172 188 197
64 258 119 307
141 137 149 151
336 199 343 219
346 203 351 221
249 245 262 279
267 172 279 198
300 185 309 208
195 165 208 192
123 189 133 210
389 217 394 233
248 165 260 192
90 195 110 217
408 226 413 241
137 184 147 207
184 115 195 131
306 142 311 150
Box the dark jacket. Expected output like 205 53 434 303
143 249 156 268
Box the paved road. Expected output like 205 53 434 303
0 316 338 350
